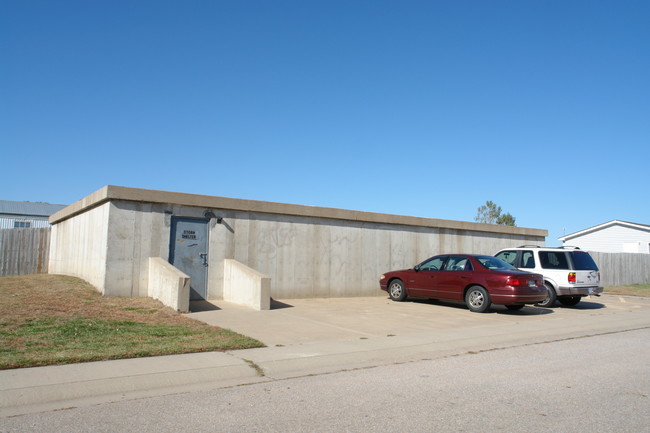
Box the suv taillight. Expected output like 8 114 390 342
568 272 576 283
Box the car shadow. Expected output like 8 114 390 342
411 298 466 310
556 300 606 310
494 305 554 315
409 298 554 315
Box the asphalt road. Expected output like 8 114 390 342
2 327 648 433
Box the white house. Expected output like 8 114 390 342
559 220 650 254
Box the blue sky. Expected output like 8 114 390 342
2 0 648 246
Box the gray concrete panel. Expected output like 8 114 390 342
49 186 547 300
48 202 110 293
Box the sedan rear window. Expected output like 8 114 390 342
477 256 517 270
570 251 599 270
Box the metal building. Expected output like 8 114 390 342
0 200 67 229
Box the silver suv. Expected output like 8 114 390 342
495 246 603 307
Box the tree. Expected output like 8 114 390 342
474 200 516 226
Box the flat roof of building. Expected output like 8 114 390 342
50 185 548 237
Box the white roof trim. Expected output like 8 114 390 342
559 220 650 241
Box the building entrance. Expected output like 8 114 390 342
169 217 209 300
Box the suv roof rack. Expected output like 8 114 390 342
514 245 582 250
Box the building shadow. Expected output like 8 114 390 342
189 299 294 312
270 298 294 310
189 300 221 312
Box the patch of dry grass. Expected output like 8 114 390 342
604 284 650 297
0 274 264 369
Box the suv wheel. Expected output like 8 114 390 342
536 283 557 308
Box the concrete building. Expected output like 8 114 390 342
559 220 650 254
49 186 547 311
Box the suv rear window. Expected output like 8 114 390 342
539 251 569 270
569 251 599 270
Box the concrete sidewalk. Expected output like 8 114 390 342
2 295 649 417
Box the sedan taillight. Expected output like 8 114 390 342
507 276 540 287
507 277 525 286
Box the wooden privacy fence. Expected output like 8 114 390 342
0 228 51 276
589 251 650 287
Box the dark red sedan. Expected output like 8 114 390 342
379 254 546 313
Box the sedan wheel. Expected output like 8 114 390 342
465 286 491 313
388 279 407 302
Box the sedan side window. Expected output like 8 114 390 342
444 256 472 271
420 256 447 271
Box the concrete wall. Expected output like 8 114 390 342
49 202 110 293
223 259 271 310
207 211 540 299
49 186 548 300
148 257 190 312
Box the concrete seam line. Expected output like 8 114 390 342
221 326 650 389
241 359 265 377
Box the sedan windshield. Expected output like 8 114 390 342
477 256 517 270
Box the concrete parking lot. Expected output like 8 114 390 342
187 294 650 347
2 293 649 417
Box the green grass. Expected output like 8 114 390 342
0 318 259 369
0 274 264 369
1 275 647 370
605 284 650 297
